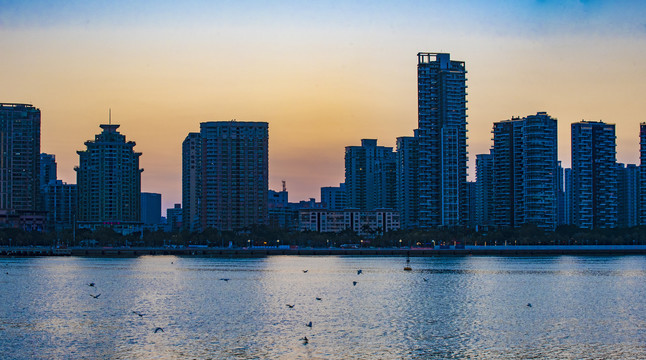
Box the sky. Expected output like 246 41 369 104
2 0 646 212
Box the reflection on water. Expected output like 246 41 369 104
1 255 645 359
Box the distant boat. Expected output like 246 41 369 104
404 254 412 271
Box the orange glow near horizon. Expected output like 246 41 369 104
2 2 646 211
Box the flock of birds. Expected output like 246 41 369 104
281 267 367 345
4 258 533 344
85 281 165 334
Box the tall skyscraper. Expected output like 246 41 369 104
571 121 617 229
396 135 419 229
182 132 202 232
492 113 558 230
416 52 468 228
75 124 143 234
182 121 268 231
345 139 396 211
475 152 494 228
641 123 646 225
0 103 42 227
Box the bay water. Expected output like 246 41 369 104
1 255 645 359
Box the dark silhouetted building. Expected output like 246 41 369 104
492 113 558 230
75 124 143 234
396 135 419 229
345 139 396 211
417 52 468 228
0 103 44 230
617 163 639 228
141 192 162 227
571 121 617 229
182 121 268 232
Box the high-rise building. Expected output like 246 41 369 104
564 168 573 225
75 124 143 234
617 163 639 228
475 152 494 228
557 161 566 226
466 181 477 228
181 132 202 232
345 139 396 211
321 183 346 211
141 192 162 226
182 121 268 231
40 153 57 188
0 103 43 229
417 52 468 228
571 121 617 229
42 180 77 232
641 123 646 225
396 135 419 229
492 113 558 230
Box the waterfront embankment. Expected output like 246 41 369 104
2 245 646 257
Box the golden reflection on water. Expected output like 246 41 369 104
0 255 645 359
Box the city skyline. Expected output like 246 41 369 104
2 1 646 210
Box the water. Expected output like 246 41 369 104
1 255 645 359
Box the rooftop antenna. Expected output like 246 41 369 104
109 108 112 125
282 180 286 192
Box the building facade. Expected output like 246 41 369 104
492 113 558 230
345 139 396 211
299 208 400 236
475 152 494 229
641 123 646 225
571 121 617 229
321 183 346 211
75 124 142 234
42 180 77 232
0 103 43 229
141 192 162 227
182 121 268 232
166 204 182 232
40 153 57 188
617 163 639 228
417 52 468 228
396 135 419 229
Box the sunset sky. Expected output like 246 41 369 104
2 0 646 212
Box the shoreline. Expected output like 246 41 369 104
2 245 646 258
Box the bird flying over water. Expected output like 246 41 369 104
286 304 295 308
423 278 428 282
357 269 362 275
302 270 308 273
315 297 322 301
87 282 95 287
306 321 312 327
353 281 358 286
132 311 144 317
220 278 230 281
300 336 308 344
90 294 101 299
527 303 532 308
154 327 164 333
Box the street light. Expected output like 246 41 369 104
277 239 280 248
399 239 402 248
247 239 251 248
